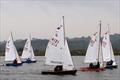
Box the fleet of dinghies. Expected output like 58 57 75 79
80 22 118 72
1 16 118 75
80 21 105 72
4 33 36 67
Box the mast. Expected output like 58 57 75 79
30 33 31 41
98 20 102 63
98 20 104 67
108 24 112 60
62 16 75 70
10 32 14 41
62 16 66 45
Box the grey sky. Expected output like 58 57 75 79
0 0 120 41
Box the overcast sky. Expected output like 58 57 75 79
0 0 120 41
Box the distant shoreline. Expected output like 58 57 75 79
0 50 120 56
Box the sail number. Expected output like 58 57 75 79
50 38 59 47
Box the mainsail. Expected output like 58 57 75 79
21 35 36 61
5 33 21 63
63 40 74 70
84 32 99 63
45 25 64 66
84 21 104 67
45 25 74 70
102 31 115 62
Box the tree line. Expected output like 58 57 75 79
0 34 120 56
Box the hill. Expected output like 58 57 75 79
0 34 120 56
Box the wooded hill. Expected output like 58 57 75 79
0 34 120 56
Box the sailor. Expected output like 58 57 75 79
94 62 100 69
89 63 94 68
13 58 17 64
54 65 63 71
27 58 31 60
89 62 100 69
107 60 113 66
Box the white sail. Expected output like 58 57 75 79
21 37 31 59
5 33 21 63
110 42 115 61
102 31 115 62
15 45 22 63
63 40 74 70
84 32 99 63
45 25 64 66
5 33 16 61
21 35 36 61
30 45 36 61
97 30 103 66
45 16 74 70
45 25 74 70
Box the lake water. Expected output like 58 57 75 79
0 56 120 80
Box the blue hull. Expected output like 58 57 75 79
105 65 118 69
6 63 23 67
22 60 37 63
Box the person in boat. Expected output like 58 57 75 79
13 58 17 64
26 58 32 62
27 58 31 61
106 60 113 66
94 62 100 69
89 62 100 69
89 63 94 69
54 65 63 71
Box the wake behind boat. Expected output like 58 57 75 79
21 34 37 63
41 16 77 75
5 33 22 67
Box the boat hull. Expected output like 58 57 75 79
105 65 118 69
80 67 105 72
6 63 23 67
22 60 37 63
41 70 77 75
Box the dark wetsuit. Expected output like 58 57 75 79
89 62 100 69
107 60 113 66
95 62 100 69
27 58 31 61
54 65 63 71
89 63 94 68
13 59 17 64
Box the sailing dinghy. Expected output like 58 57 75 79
80 21 105 72
102 26 118 69
21 35 36 63
5 33 22 66
41 16 77 75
